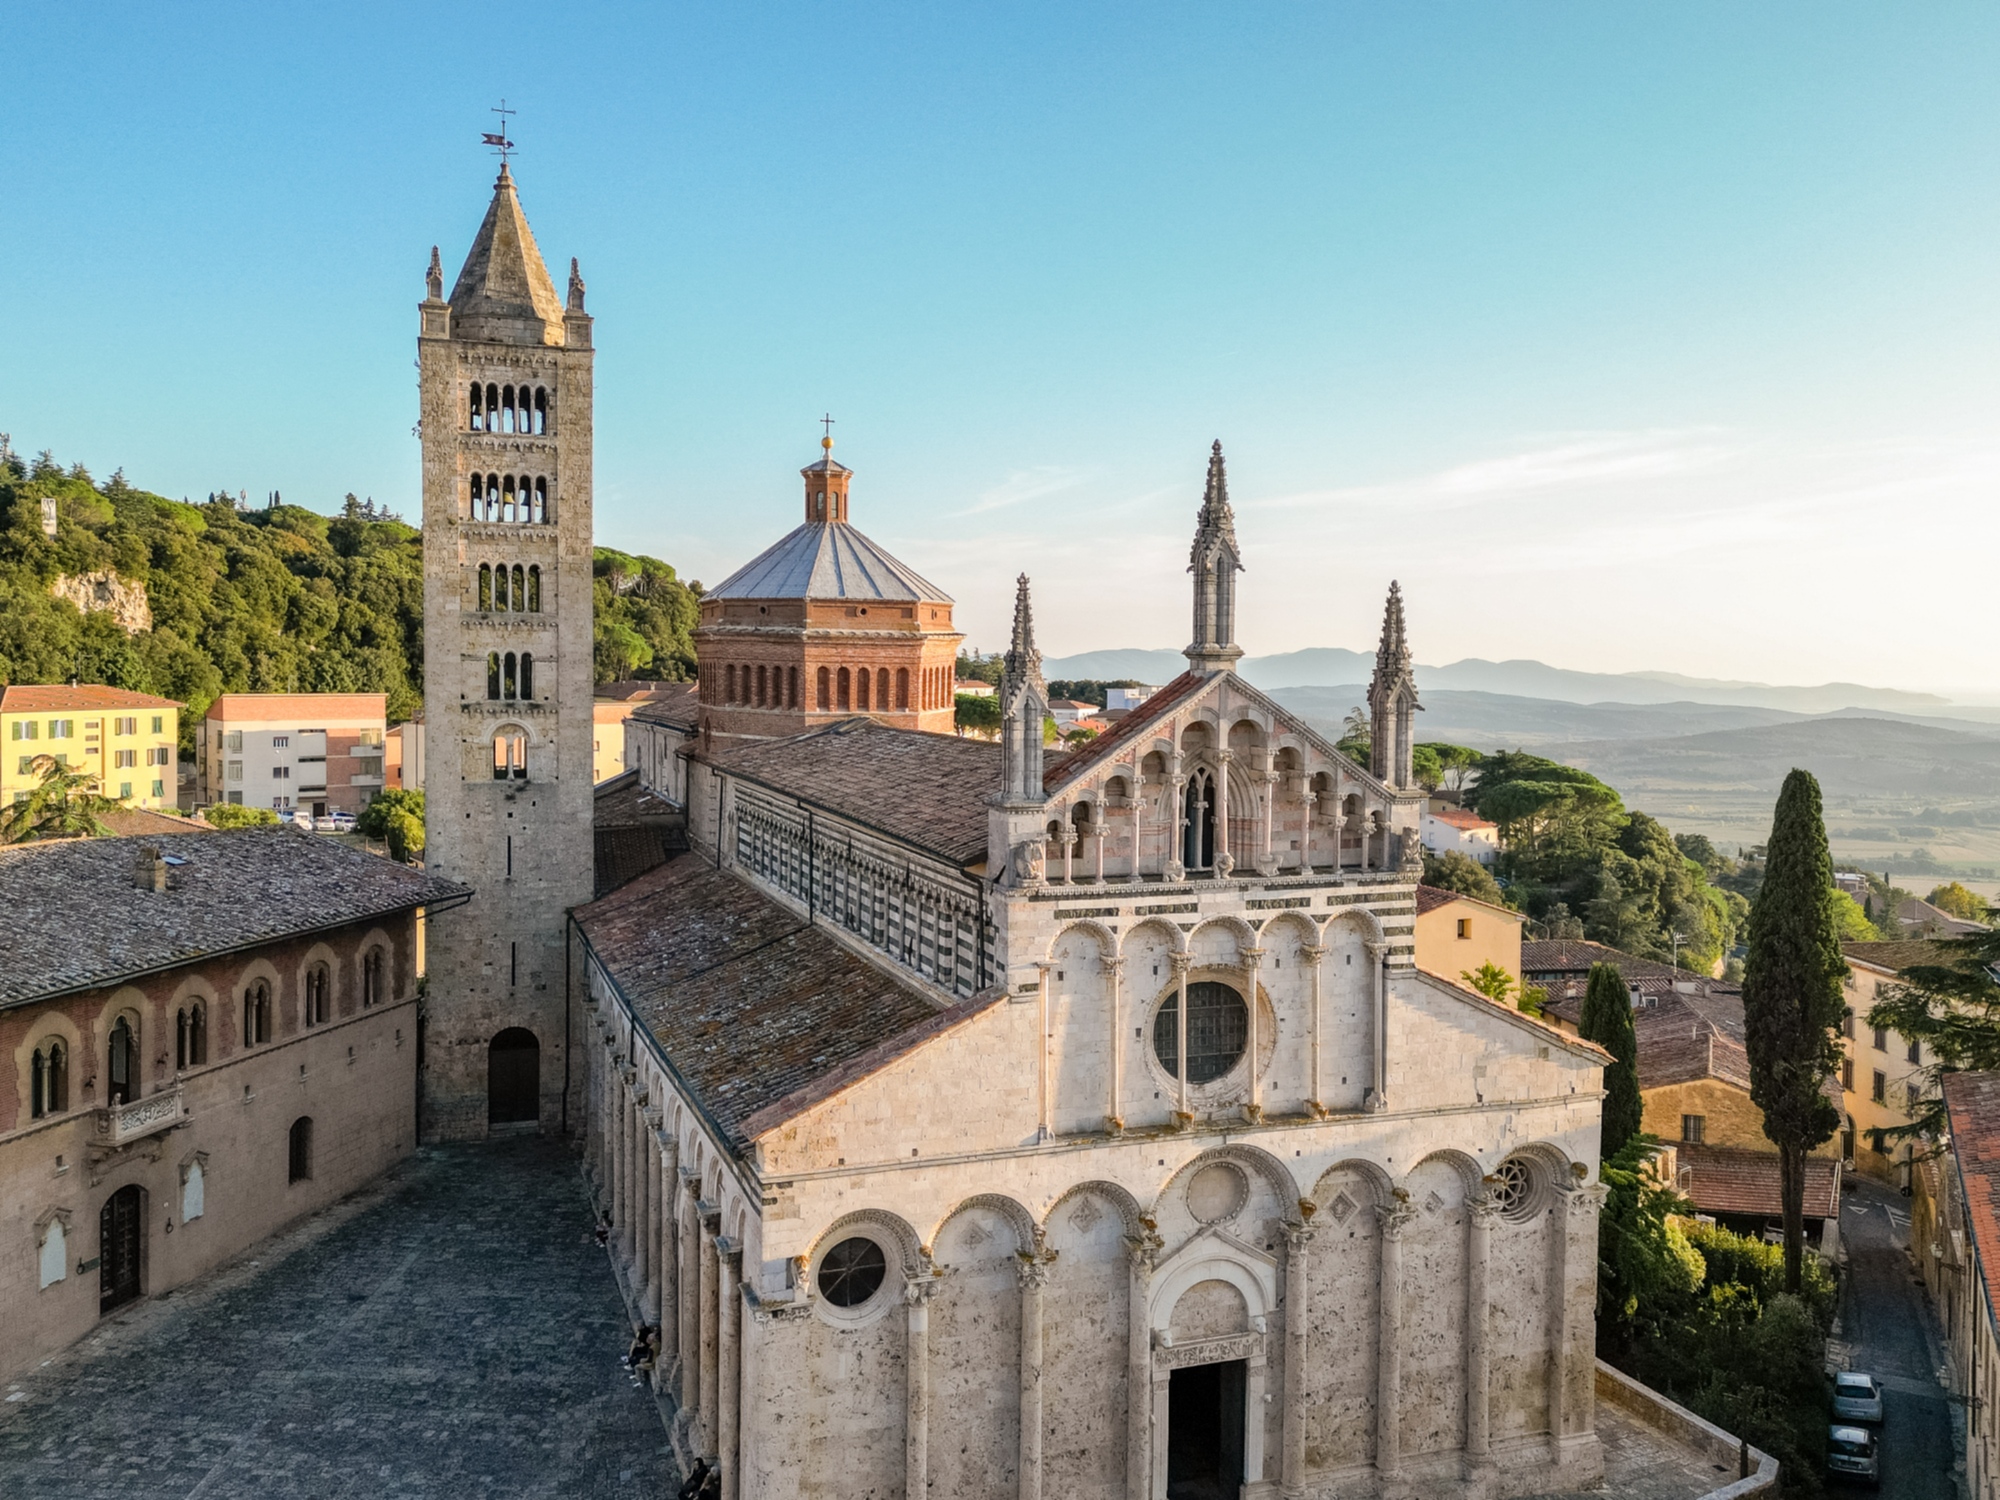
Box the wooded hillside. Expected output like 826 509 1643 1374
0 447 698 753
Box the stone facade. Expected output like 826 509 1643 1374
418 167 597 1140
0 905 423 1383
576 449 1613 1500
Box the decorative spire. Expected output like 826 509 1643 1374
1367 580 1421 787
1184 440 1245 673
567 257 586 312
426 246 444 301
447 165 567 345
999 574 1049 804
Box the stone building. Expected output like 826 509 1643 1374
0 828 464 1381
577 443 1614 1500
417 165 598 1140
693 439 963 749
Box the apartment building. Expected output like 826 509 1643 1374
1839 939 1941 1185
198 694 388 817
0 685 180 810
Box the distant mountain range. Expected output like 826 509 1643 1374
1040 647 1990 719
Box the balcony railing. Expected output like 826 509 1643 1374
92 1083 185 1151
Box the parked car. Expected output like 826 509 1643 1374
289 809 314 829
1827 1424 1879 1487
1832 1371 1885 1425
312 812 356 833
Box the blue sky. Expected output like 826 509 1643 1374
5 4 1999 694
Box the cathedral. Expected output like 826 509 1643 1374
418 168 1613 1500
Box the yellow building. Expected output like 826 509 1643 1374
0 684 181 810
1412 884 1523 989
1839 940 1942 1185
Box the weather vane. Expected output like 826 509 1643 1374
482 100 517 164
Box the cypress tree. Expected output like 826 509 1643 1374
1742 768 1847 1294
1579 962 1643 1159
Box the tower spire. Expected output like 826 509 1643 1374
1184 440 1244 673
999 574 1049 804
1367 580 1422 788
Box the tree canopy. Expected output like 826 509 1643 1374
1927 881 1990 922
1579 963 1643 1159
0 755 119 842
0 447 699 759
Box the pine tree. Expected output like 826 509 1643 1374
1579 962 1642 1159
1742 768 1847 1293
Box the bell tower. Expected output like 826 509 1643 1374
416 165 596 1139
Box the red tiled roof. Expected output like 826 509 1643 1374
1843 939 1951 975
1414 883 1520 921
0 684 182 713
1943 1072 2000 1340
1427 807 1496 831
628 683 701 731
1043 671 1205 790
1676 1142 1840 1221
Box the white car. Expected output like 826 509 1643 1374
1832 1370 1885 1425
313 813 357 834
1827 1423 1879 1486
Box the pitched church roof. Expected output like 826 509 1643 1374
448 165 567 345
576 853 1000 1151
701 719 998 866
707 522 954 604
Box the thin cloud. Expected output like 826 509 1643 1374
953 465 1096 517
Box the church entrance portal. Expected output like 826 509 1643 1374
487 1028 540 1127
99 1184 143 1314
1166 1357 1246 1500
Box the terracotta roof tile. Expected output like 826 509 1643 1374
1843 939 1952 974
0 684 181 713
1041 672 1205 789
592 771 687 897
629 683 701 731
700 719 998 866
576 854 995 1151
1427 807 1495 831
0 830 468 1009
1676 1142 1840 1220
1944 1073 2000 1341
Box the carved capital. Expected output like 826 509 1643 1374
1216 748 1235 765
1300 945 1327 964
1124 1228 1165 1274
1377 1196 1418 1240
1363 940 1386 960
1169 953 1192 975
1282 1218 1317 1252
904 1274 940 1306
1468 1190 1504 1227
1016 1253 1055 1290
1241 946 1266 965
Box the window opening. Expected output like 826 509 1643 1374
817 1237 887 1307
288 1117 314 1183
107 1016 136 1105
520 652 534 699
1153 981 1247 1084
527 565 541 612
305 963 329 1026
478 564 493 612
487 652 502 701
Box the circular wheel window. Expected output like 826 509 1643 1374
817 1236 888 1307
1491 1158 1535 1220
1153 981 1249 1085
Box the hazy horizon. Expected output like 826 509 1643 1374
6 4 1997 693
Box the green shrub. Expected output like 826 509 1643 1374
203 804 279 830
358 788 423 839
385 808 424 863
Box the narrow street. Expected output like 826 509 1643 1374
1835 1175 1957 1498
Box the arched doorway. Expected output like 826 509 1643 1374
488 1028 540 1126
99 1184 143 1314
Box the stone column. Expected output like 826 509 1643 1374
1281 1219 1316 1498
1019 1256 1050 1500
1036 962 1054 1142
718 1239 742 1500
905 1277 937 1500
1257 768 1277 875
1214 750 1234 877
1091 827 1107 884
1302 945 1326 1113
1125 1229 1162 1500
1242 946 1266 1120
1128 768 1145 885
1375 1197 1417 1475
658 1129 679 1373
1171 954 1191 1117
644 1114 664 1321
1467 1189 1499 1467
1150 1362 1173 1500
1167 774 1187 883
1103 956 1126 1130
1364 940 1388 1111
612 1080 630 1257
679 1169 701 1410
700 1205 721 1456
625 1089 642 1268
1061 814 1075 884
634 1102 653 1309
1549 1181 1605 1452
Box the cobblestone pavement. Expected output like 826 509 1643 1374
0 1139 671 1500
1833 1176 1955 1500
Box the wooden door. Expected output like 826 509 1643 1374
99 1185 142 1314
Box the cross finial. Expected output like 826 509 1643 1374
482 100 517 165
820 412 836 453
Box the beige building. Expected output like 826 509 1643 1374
577 448 1620 1500
1915 1072 2000 1499
197 693 388 817
1838 939 1937 1185
1413 885 1523 990
0 828 465 1381
1 684 180 811
416 164 597 1141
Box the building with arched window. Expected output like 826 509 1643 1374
417 163 597 1143
0 827 466 1382
574 445 1631 1500
690 440 962 748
